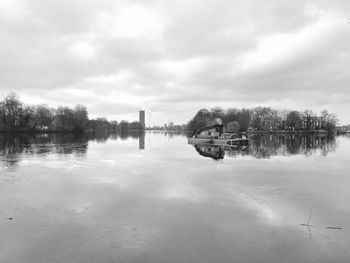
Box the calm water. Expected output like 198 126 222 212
1 132 350 263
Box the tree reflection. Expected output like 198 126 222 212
0 131 150 167
0 133 89 167
1 133 338 166
192 134 337 160
248 134 337 158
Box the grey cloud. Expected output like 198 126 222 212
0 0 350 124
26 0 114 34
89 101 139 117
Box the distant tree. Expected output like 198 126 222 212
110 120 118 131
0 106 4 130
262 108 279 130
188 107 337 133
56 106 75 131
72 104 89 133
286 111 302 130
119 120 130 130
18 105 34 129
187 108 213 131
321 110 337 131
129 121 143 130
250 107 273 130
237 109 251 131
224 108 239 123
88 117 110 132
0 94 37 131
0 93 23 130
303 110 314 130
35 105 55 128
210 107 225 120
226 121 240 133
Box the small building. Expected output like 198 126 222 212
195 124 224 138
301 116 325 130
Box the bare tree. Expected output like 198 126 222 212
0 93 23 130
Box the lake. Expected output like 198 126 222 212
1 132 350 263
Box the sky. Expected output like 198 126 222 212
0 0 350 126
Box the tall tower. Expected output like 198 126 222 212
139 110 145 128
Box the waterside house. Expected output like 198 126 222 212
189 123 248 146
195 124 224 138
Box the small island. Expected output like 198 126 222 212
187 107 341 134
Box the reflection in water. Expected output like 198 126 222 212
139 132 145 150
195 145 225 160
0 131 150 167
195 145 248 160
0 132 339 166
248 134 337 158
192 134 337 160
1 131 350 263
0 133 90 167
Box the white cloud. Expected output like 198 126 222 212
0 0 27 19
239 14 338 72
92 1 168 42
69 41 96 59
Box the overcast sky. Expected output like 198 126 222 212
1 0 350 125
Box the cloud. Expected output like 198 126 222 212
0 0 350 124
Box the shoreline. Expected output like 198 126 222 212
247 129 333 135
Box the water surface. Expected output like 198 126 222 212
1 132 350 263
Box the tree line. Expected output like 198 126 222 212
0 93 143 133
187 106 338 133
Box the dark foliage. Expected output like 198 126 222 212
187 107 337 132
0 93 143 133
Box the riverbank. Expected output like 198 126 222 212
0 128 145 134
247 129 334 135
0 129 75 134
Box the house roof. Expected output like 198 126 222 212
196 124 224 134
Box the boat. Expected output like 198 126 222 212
188 124 249 146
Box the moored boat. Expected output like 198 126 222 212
188 124 249 146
